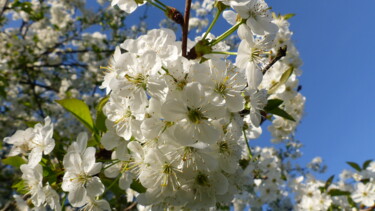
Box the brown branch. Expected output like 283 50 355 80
182 0 192 57
0 0 9 19
124 202 137 211
262 46 287 75
19 80 59 92
360 205 375 211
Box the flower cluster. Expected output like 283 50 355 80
4 117 60 210
98 0 305 209
4 0 373 210
291 161 375 210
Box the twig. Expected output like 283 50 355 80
182 0 192 57
262 46 287 74
0 0 9 18
20 80 59 92
124 202 137 211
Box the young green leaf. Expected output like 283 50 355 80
56 98 95 132
96 96 109 133
328 189 351 196
268 107 295 122
346 196 356 208
264 99 284 112
130 179 146 193
268 67 294 94
283 13 296 20
346 161 361 172
324 175 335 190
12 180 28 194
362 159 373 170
2 156 27 168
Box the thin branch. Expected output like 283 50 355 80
0 0 9 19
182 0 192 57
124 202 137 211
261 46 287 75
31 63 88 68
19 80 59 92
25 70 46 118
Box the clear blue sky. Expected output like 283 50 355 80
126 0 375 179
268 0 375 178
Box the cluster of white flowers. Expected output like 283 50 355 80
99 0 306 209
3 0 373 210
4 117 55 167
291 161 375 210
0 0 132 139
4 117 61 210
62 133 110 210
232 147 289 210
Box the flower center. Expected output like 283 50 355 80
187 107 204 124
195 172 210 187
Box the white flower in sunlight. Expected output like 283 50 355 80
247 89 267 126
44 184 61 211
62 133 104 207
233 0 278 36
81 197 111 211
28 116 55 167
20 164 45 207
111 0 144 14
352 182 375 207
3 128 34 156
161 82 224 145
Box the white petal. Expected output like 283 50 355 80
76 132 88 153
101 131 120 150
68 185 87 207
28 148 43 167
183 82 205 108
104 164 120 178
161 99 187 121
225 92 245 112
174 122 196 146
246 62 263 89
222 10 237 25
196 122 220 144
86 176 105 197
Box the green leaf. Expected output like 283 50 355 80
324 175 335 190
362 159 373 170
269 67 294 94
346 161 361 172
328 189 351 196
2 156 27 168
264 99 284 112
268 107 295 122
130 179 146 193
56 98 94 132
347 196 356 208
102 178 123 195
12 180 28 194
95 96 109 133
283 13 296 20
25 120 39 128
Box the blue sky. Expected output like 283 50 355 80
126 0 375 179
268 0 375 178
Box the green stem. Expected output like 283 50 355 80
210 51 237 56
61 194 67 211
243 128 252 159
103 160 121 170
103 174 122 195
210 21 243 46
202 9 222 40
154 0 167 9
146 0 166 12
